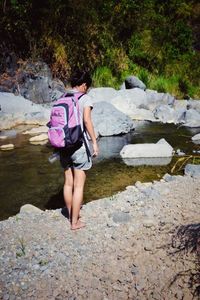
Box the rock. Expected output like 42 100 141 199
23 126 48 135
187 99 200 113
146 90 175 110
176 149 185 156
183 109 200 127
111 88 148 109
184 164 200 178
191 133 200 143
29 140 48 146
124 76 146 90
120 138 173 158
19 204 43 214
0 135 8 139
0 92 50 130
49 78 66 102
29 133 48 142
173 99 188 110
92 101 135 136
162 174 177 182
88 87 118 103
0 143 14 150
20 76 50 103
111 212 131 224
126 108 156 122
153 105 185 124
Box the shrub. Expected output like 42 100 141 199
92 66 117 88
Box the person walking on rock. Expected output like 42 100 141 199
59 70 99 230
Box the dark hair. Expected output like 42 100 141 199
70 70 92 88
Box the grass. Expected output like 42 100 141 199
92 64 200 99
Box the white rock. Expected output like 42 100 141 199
120 139 173 158
88 87 118 103
20 204 43 214
29 133 48 142
191 133 200 141
23 126 48 135
0 144 14 150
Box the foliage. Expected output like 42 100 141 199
0 0 199 96
92 66 117 88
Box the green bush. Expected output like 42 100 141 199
137 68 150 87
92 66 117 88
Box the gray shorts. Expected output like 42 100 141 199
59 143 92 171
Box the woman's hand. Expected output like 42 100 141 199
92 141 99 157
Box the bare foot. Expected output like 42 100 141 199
71 220 86 230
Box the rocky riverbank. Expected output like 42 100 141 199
0 173 199 300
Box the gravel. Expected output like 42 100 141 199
0 173 200 300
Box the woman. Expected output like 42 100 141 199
59 70 99 230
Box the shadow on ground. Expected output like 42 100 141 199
170 223 200 298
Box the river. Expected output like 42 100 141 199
0 121 199 220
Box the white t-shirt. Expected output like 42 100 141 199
71 89 93 142
78 93 93 132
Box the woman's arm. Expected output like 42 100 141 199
83 106 99 157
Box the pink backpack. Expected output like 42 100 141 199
47 91 84 148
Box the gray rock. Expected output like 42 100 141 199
88 87 118 103
0 92 50 130
125 76 146 90
163 174 177 182
187 99 200 113
146 90 175 110
153 105 185 124
20 76 50 104
184 109 200 127
184 164 200 178
92 101 135 136
111 211 131 224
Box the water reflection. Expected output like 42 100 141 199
122 157 172 166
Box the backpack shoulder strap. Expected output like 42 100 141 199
74 92 85 101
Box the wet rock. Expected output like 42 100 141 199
29 133 48 142
0 143 14 150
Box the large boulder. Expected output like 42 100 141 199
0 61 66 104
187 100 200 113
183 109 200 127
146 90 175 110
92 101 135 136
109 88 151 121
120 138 173 158
19 75 50 103
153 105 186 124
0 92 50 130
88 87 118 103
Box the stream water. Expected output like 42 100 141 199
0 122 200 221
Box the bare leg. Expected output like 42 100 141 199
63 168 74 220
71 169 86 230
